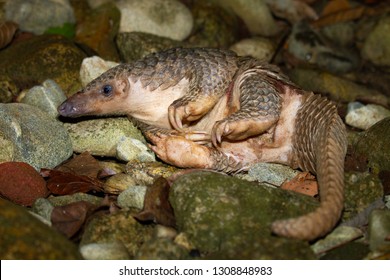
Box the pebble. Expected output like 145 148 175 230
80 210 154 259
20 79 67 118
346 102 390 130
213 0 279 36
116 137 155 162
117 185 147 209
0 162 49 206
79 56 119 87
104 173 138 195
4 0 75 35
230 37 275 62
0 103 72 170
80 242 130 260
116 0 193 41
368 209 390 253
237 162 299 186
362 15 390 66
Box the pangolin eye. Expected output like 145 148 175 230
102 84 113 96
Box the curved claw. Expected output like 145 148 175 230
168 105 183 131
183 130 211 144
211 121 230 147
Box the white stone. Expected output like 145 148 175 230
116 137 155 162
213 0 279 36
80 243 130 260
4 0 75 35
79 56 119 87
346 102 390 130
116 0 193 41
117 185 147 209
230 37 275 62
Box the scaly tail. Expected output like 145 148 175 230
271 93 347 240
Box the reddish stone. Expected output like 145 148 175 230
0 162 48 206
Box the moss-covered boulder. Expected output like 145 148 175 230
170 171 317 259
0 198 81 259
0 34 86 95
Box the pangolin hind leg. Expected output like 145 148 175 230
211 74 282 147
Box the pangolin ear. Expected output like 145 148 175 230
118 78 130 94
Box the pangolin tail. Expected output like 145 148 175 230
271 92 347 241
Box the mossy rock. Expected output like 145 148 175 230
170 171 317 259
0 198 81 259
0 34 86 95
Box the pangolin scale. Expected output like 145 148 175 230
58 47 347 241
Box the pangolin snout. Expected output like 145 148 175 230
58 101 78 117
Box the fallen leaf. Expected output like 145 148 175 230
51 201 95 238
41 169 104 195
56 152 102 178
0 162 49 206
133 176 175 227
0 21 18 49
281 172 318 197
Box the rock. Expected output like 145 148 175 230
79 56 119 87
48 192 103 207
125 161 177 186
0 103 73 170
20 79 67 118
343 172 384 220
346 102 390 130
80 210 154 259
116 0 193 41
0 34 86 95
31 197 55 225
287 68 390 106
170 171 316 259
0 74 18 103
285 22 360 74
186 0 239 48
116 138 155 162
353 117 390 171
136 238 191 260
80 242 130 260
87 0 112 9
117 185 147 209
116 32 186 62
368 209 390 253
0 162 49 206
62 117 146 160
104 173 138 195
230 37 276 62
213 0 279 36
236 162 299 185
311 226 364 256
0 197 81 259
75 2 121 61
361 15 390 66
4 0 75 35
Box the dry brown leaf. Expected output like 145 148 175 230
133 176 175 227
281 172 318 197
41 169 104 195
51 201 95 238
0 21 18 49
56 152 102 178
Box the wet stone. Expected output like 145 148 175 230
170 171 316 259
0 197 81 259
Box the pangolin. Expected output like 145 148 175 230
58 47 347 241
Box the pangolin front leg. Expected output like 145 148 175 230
211 73 281 146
